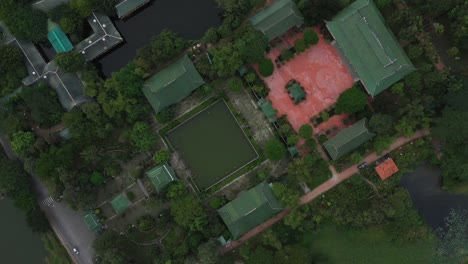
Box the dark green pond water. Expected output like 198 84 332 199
166 100 258 190
97 0 222 77
0 199 46 264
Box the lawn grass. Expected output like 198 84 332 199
303 225 436 264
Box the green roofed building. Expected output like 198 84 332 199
84 212 100 232
287 83 305 103
115 0 150 19
324 118 375 160
142 55 205 113
146 163 177 193
218 181 283 239
326 0 415 96
259 98 278 122
250 0 304 41
48 28 73 53
111 194 130 214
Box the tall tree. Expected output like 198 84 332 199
336 86 368 114
170 195 208 231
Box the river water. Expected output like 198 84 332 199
401 163 468 230
97 0 222 77
0 199 47 264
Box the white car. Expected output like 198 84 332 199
73 247 80 255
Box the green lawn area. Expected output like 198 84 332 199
303 225 436 264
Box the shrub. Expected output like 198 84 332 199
126 191 136 202
244 72 257 83
156 106 176 124
287 134 299 146
350 152 363 164
298 124 313 139
304 29 319 46
258 58 274 77
281 49 294 61
321 111 330 122
153 150 170 164
227 77 243 93
294 38 306 53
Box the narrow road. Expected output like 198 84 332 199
0 135 95 264
221 129 430 254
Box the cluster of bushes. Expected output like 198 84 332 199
276 29 320 67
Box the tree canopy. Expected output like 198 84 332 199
0 45 27 96
264 138 286 161
55 51 86 73
336 86 368 114
0 0 47 42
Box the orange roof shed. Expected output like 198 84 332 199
375 158 399 180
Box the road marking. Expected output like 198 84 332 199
41 196 55 207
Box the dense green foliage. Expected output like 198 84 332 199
128 122 157 152
0 45 27 96
258 58 274 77
263 138 286 161
135 30 186 75
170 195 208 231
227 77 244 93
55 51 86 73
336 86 368 114
0 0 47 42
303 29 319 46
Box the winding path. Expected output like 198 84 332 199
221 129 430 254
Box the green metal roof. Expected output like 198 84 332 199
218 181 283 239
326 0 415 96
250 0 304 41
111 194 130 214
288 146 298 157
146 163 177 193
287 83 305 102
259 98 278 122
47 28 73 53
323 118 375 160
115 0 150 18
84 212 100 231
142 55 205 113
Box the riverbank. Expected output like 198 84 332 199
0 199 47 263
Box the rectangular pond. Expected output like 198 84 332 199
166 100 259 191
96 0 222 77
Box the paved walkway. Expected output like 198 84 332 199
221 129 430 254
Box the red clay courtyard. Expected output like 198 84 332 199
261 29 354 132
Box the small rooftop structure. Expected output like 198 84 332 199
111 194 130 214
326 0 415 96
323 118 375 160
218 181 283 239
259 98 278 122
84 212 100 232
288 146 299 157
287 82 305 103
375 158 399 180
75 13 123 61
146 163 177 193
250 0 304 41
115 0 150 19
48 28 73 53
142 55 205 113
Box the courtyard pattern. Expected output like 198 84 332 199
261 29 354 131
